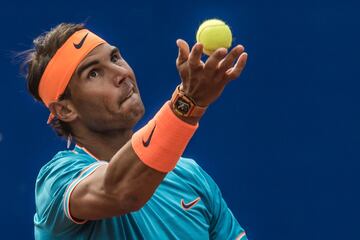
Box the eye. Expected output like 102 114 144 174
88 69 99 79
111 54 120 63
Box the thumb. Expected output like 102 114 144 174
176 39 190 66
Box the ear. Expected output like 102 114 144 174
48 100 78 123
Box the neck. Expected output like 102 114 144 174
73 128 133 161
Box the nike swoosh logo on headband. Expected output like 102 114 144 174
142 124 156 147
73 33 89 49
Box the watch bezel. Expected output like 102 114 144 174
172 94 195 117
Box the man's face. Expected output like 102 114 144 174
67 43 145 132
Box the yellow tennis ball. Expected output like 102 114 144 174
196 19 233 56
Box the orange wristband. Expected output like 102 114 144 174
131 101 198 172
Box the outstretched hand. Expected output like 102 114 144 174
176 39 248 107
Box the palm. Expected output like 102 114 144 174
175 39 248 107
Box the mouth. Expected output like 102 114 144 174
123 88 134 101
119 79 135 105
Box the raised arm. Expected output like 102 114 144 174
67 40 247 222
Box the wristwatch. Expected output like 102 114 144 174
170 85 207 117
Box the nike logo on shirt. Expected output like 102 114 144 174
181 197 201 210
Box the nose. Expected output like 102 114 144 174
110 65 129 87
114 74 125 86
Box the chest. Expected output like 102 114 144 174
132 174 212 239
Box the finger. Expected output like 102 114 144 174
225 52 248 81
204 48 228 74
176 39 190 66
218 45 244 73
188 43 204 69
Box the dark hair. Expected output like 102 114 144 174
21 23 85 138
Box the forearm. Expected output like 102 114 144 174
103 141 166 210
103 103 202 211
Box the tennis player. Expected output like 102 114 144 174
23 23 248 239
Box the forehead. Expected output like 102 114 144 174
78 43 115 65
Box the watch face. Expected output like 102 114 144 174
175 97 191 114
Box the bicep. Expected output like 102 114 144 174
66 162 131 222
67 142 167 223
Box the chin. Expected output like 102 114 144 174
119 94 145 125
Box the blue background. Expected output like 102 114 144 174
1 0 359 239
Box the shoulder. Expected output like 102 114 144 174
175 157 203 178
176 157 209 177
35 149 106 233
176 156 221 195
176 157 199 170
173 157 212 192
36 149 97 185
35 149 99 215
